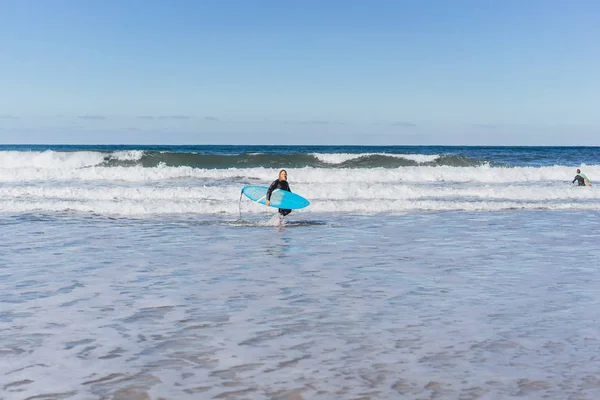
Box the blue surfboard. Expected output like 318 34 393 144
242 186 310 209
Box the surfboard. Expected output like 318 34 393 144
241 185 310 209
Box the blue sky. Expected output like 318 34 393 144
0 0 598 145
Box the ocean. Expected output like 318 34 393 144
1 145 600 399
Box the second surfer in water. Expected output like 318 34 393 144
573 169 592 186
266 169 292 217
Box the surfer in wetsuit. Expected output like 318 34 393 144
573 169 592 186
266 169 292 216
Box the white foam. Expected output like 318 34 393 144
0 184 597 203
1 164 597 184
397 153 440 163
312 153 440 164
0 182 598 216
0 150 106 169
1 161 599 216
110 150 144 161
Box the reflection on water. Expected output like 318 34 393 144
2 211 600 399
263 236 292 258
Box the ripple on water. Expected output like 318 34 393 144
2 211 600 398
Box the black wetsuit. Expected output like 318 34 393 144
573 174 587 186
267 179 292 216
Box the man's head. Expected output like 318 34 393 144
577 169 581 174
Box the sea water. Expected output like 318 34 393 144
1 145 600 399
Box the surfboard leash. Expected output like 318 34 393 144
238 189 244 220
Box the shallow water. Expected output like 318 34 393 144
2 210 600 399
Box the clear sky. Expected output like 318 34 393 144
0 0 598 145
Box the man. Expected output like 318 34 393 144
266 169 292 216
573 169 592 186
